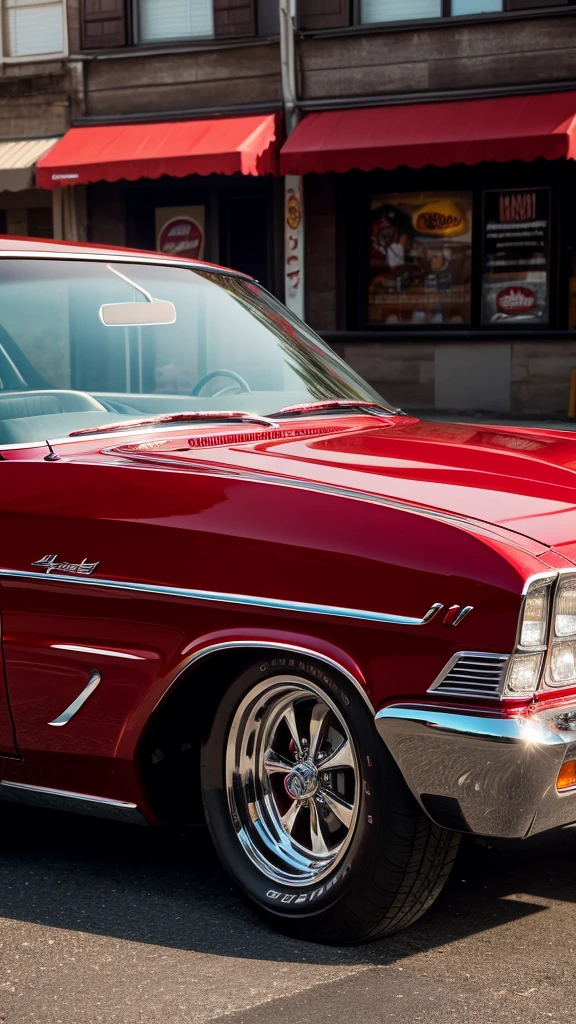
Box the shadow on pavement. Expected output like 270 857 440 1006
0 802 572 965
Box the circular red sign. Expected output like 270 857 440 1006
158 217 203 259
496 286 536 313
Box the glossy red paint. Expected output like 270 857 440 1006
2 239 576 823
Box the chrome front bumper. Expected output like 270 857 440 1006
375 702 576 839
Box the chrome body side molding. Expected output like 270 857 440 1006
51 644 145 660
48 671 101 727
0 781 147 824
375 702 576 839
0 569 443 628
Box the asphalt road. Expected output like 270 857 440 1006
0 804 574 1024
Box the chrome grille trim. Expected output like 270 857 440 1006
428 652 510 699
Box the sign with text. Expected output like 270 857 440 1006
155 206 205 261
481 188 550 325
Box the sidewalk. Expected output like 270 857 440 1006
405 410 576 432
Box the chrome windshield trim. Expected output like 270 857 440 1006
0 250 250 278
0 780 137 808
48 670 101 727
0 568 443 628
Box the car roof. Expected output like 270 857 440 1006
0 234 240 275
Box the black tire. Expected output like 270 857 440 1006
200 654 460 945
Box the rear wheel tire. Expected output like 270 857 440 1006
201 655 460 944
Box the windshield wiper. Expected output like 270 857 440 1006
68 411 279 438
270 400 401 418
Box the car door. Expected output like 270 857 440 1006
0 572 19 756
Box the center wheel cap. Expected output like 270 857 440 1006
284 759 318 800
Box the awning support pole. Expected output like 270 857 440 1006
280 0 305 319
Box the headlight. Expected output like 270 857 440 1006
554 577 576 637
505 652 545 695
520 583 550 646
545 573 576 688
503 575 555 697
550 641 576 683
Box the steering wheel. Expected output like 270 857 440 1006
190 370 251 396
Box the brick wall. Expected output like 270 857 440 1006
511 342 576 416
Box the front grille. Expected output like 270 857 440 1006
430 652 510 699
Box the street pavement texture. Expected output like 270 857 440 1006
0 803 573 1024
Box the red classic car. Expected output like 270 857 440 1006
2 237 576 945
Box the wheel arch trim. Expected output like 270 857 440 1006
142 639 375 735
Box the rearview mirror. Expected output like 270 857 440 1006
99 299 177 327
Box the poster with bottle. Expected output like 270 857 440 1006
368 192 472 325
481 188 550 324
155 206 205 261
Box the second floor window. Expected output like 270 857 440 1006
3 0 65 57
137 0 214 43
360 0 502 20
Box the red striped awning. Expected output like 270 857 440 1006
280 93 576 175
37 114 280 188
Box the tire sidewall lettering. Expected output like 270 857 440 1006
203 656 381 919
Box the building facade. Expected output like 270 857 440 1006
1 0 576 415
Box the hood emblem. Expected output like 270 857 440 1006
32 555 100 577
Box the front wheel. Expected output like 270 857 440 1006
201 656 460 944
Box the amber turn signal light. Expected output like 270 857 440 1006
557 760 576 791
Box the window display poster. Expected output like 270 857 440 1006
155 206 205 261
481 188 550 324
368 192 472 325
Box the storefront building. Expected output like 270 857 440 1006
33 0 285 293
281 0 576 416
36 114 283 290
2 0 576 415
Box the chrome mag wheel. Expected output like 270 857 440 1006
225 675 360 887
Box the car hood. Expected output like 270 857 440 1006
110 416 576 550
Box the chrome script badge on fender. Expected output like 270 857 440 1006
32 554 100 576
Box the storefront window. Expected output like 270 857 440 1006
360 0 502 20
137 0 214 43
361 0 441 22
481 187 550 325
451 0 502 12
3 0 65 58
368 192 473 326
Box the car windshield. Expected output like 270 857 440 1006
0 258 391 446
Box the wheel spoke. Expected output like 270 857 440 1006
283 703 304 759
264 749 293 775
281 798 303 836
321 788 354 830
309 799 330 856
317 738 355 772
308 702 330 763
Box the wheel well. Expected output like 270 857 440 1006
139 647 268 825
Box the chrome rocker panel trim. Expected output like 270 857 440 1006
0 569 443 628
0 781 147 824
375 702 576 839
48 670 101 726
